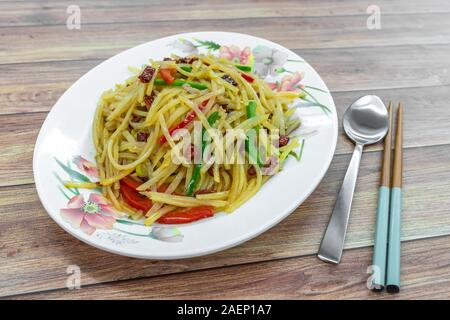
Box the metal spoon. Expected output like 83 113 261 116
318 95 389 264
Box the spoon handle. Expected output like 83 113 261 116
318 143 364 264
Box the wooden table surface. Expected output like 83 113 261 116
1 0 450 300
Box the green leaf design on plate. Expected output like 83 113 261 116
193 38 221 50
53 172 80 196
116 219 145 226
303 85 328 94
298 87 331 115
58 186 72 200
274 67 293 74
55 157 91 182
112 226 152 238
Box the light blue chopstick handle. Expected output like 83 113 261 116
386 187 402 292
371 186 390 290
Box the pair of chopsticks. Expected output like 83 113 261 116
371 102 403 293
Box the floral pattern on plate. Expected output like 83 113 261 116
167 37 330 115
54 156 184 243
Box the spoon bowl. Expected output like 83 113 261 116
343 95 389 146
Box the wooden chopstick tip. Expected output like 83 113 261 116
380 101 393 187
392 101 403 188
396 102 403 140
397 102 403 118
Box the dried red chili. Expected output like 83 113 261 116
176 56 198 64
247 166 256 176
222 74 237 86
279 135 290 147
143 94 154 109
131 115 142 122
138 66 155 83
136 131 149 142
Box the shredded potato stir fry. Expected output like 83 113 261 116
92 54 301 225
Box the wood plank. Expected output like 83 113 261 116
10 41 450 111
1 13 450 65
1 0 450 27
2 39 449 116
10 235 450 300
332 86 450 153
2 82 450 187
1 144 450 297
0 112 43 187
2 0 449 300
303 44 450 92
0 60 93 116
1 43 450 116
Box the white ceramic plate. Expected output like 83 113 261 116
33 32 338 259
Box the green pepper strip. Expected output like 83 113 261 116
154 78 207 90
179 63 252 73
234 64 252 72
180 65 192 72
245 101 264 167
186 111 220 196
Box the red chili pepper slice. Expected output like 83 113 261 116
194 189 213 195
121 176 143 190
119 180 152 212
159 100 209 144
241 73 254 83
121 176 168 192
159 68 175 84
157 206 215 224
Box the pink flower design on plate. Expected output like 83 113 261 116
219 45 251 65
268 72 304 92
60 194 123 235
73 156 98 177
73 156 98 178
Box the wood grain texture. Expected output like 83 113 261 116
2 84 450 187
2 0 450 27
9 235 450 300
1 144 450 297
2 44 450 116
1 0 450 300
1 13 450 65
0 112 43 186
